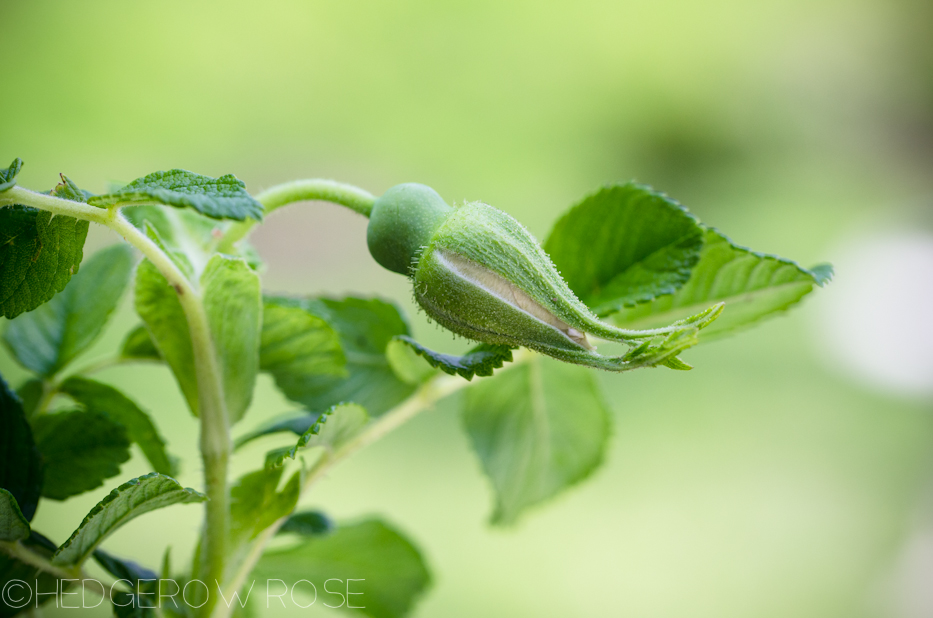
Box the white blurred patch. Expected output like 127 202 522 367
814 230 933 398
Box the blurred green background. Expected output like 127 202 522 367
2 0 933 616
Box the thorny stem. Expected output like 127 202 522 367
217 179 375 251
3 187 232 618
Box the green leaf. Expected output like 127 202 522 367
229 467 299 553
0 488 29 541
60 377 178 476
15 378 45 417
253 519 431 618
463 356 611 525
281 297 415 416
3 244 135 377
32 410 131 500
134 259 198 414
609 228 832 338
391 336 513 381
260 299 346 404
0 205 89 319
52 473 205 567
201 255 262 424
0 531 62 616
89 169 264 221
278 511 333 537
52 175 96 202
120 325 161 361
544 183 704 315
267 403 369 468
0 158 23 192
0 376 43 521
385 338 438 385
234 413 318 449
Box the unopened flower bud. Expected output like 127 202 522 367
367 184 722 371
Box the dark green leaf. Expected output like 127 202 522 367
53 473 206 567
0 532 61 617
544 183 704 314
260 299 346 402
120 325 161 361
3 244 135 377
32 410 131 500
277 297 415 416
267 403 368 468
0 488 29 541
0 205 89 319
609 228 832 338
89 169 264 221
463 356 611 525
278 511 333 537
254 519 431 618
60 377 177 476
15 379 44 418
93 548 159 586
391 336 513 381
0 159 23 192
202 255 262 424
134 259 198 414
0 376 43 521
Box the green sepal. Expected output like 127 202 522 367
0 158 23 192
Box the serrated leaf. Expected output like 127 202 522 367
134 259 198 414
463 356 611 525
202 255 262 424
0 531 61 616
254 519 430 618
0 488 29 541
120 325 161 361
93 548 159 586
60 377 177 476
32 410 131 500
385 338 438 384
260 299 346 403
609 228 832 338
544 183 704 314
0 376 43 521
392 336 513 381
0 205 89 319
89 169 264 221
234 413 318 449
3 244 135 377
0 159 23 192
278 511 333 537
267 403 369 468
52 175 96 202
279 297 415 416
53 473 205 567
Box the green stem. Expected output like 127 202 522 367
217 179 375 251
4 188 231 618
214 370 478 618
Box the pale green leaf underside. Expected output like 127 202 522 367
134 260 198 415
463 356 611 525
120 324 161 361
253 520 431 618
88 169 264 222
230 467 300 551
3 244 135 377
544 183 704 314
0 488 30 541
609 228 831 337
60 376 177 477
52 473 205 567
260 299 347 401
202 255 262 424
